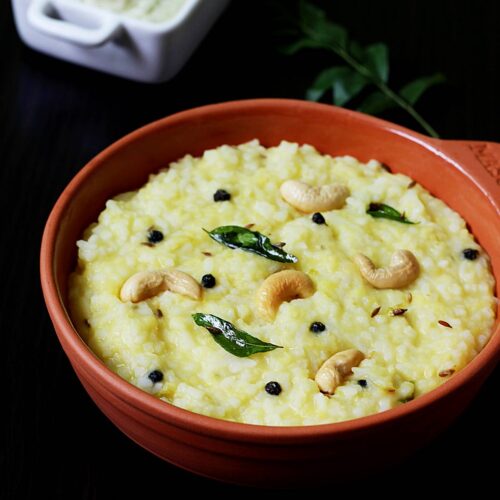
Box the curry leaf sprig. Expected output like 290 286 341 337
205 225 298 263
367 203 416 224
279 0 445 137
192 313 282 357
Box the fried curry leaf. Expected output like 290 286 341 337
204 225 298 263
366 203 416 224
192 313 282 357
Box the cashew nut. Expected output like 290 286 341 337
256 270 315 320
280 180 349 213
315 349 365 395
120 269 201 303
354 250 419 289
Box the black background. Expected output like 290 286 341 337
2 1 499 497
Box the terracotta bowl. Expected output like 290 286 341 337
40 99 500 487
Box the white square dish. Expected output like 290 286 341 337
12 0 230 82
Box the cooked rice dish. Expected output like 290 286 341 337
69 140 496 425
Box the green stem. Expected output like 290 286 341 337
376 82 440 138
332 46 440 138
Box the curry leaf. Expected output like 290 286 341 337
358 91 395 115
205 226 298 263
307 66 368 105
317 22 348 48
400 73 446 105
363 43 389 82
366 203 416 224
332 69 369 106
192 313 281 357
306 66 349 102
299 0 348 48
299 0 327 29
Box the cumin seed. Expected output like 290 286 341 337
391 308 408 316
371 306 381 318
438 320 452 328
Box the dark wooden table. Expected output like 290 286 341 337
2 1 499 497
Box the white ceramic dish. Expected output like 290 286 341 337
12 0 229 82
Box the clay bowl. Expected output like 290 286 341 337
40 99 500 487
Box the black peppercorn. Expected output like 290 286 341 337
148 370 164 383
147 229 164 244
265 381 282 396
312 212 326 224
462 248 479 260
358 379 368 388
201 274 216 288
309 321 326 333
213 189 231 202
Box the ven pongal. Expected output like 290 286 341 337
69 140 495 426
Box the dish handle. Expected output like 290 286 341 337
27 0 121 47
438 139 500 189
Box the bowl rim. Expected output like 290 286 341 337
40 98 500 443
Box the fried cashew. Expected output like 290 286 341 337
354 250 419 289
257 270 314 320
120 269 201 303
280 180 349 213
315 349 365 395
